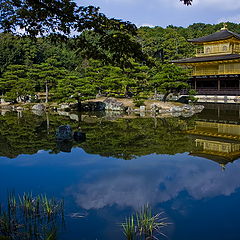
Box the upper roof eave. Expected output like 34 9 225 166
188 29 240 43
172 54 240 64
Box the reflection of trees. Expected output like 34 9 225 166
80 117 196 160
0 111 196 159
0 112 79 158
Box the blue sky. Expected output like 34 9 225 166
79 0 240 28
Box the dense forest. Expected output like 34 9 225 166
1 22 240 103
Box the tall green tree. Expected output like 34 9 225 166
0 65 35 102
0 34 25 74
28 58 67 103
55 74 96 108
149 63 190 101
76 30 148 69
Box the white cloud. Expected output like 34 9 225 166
193 0 240 11
218 15 240 24
138 23 155 28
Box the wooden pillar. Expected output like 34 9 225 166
218 79 220 91
194 79 197 90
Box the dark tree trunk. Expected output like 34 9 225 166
162 91 170 102
45 82 49 103
125 85 132 98
77 97 81 111
154 88 157 100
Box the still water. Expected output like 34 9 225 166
0 104 240 240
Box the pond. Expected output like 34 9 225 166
0 104 240 240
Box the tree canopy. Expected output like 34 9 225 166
0 0 137 36
181 0 193 5
0 0 192 37
0 0 146 68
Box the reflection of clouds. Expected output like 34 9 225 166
69 157 240 210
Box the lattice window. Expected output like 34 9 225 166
206 47 211 53
222 45 228 51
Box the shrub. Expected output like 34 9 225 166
133 98 145 107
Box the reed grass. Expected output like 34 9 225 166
0 192 64 240
122 204 169 240
122 215 136 240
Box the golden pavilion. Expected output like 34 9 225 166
173 25 240 99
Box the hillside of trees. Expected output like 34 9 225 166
1 22 240 103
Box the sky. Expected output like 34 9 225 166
79 0 240 28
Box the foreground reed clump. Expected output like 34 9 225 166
122 204 169 240
0 192 64 240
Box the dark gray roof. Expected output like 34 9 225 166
188 29 240 43
172 54 240 64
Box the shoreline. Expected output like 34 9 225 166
0 97 204 119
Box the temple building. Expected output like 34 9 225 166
173 25 240 102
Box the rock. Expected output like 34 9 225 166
56 103 78 111
60 104 70 110
139 105 146 111
155 103 204 116
151 104 159 112
151 103 165 112
69 114 79 121
32 104 46 111
0 105 13 110
183 105 191 111
32 110 45 116
181 112 194 118
104 111 125 121
81 101 106 111
73 132 86 142
57 141 73 152
193 105 205 112
57 111 70 117
59 104 73 112
171 112 182 117
170 106 183 112
56 125 73 141
126 107 133 113
103 98 126 111
158 109 165 114
177 96 189 104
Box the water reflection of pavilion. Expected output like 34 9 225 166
187 120 240 168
